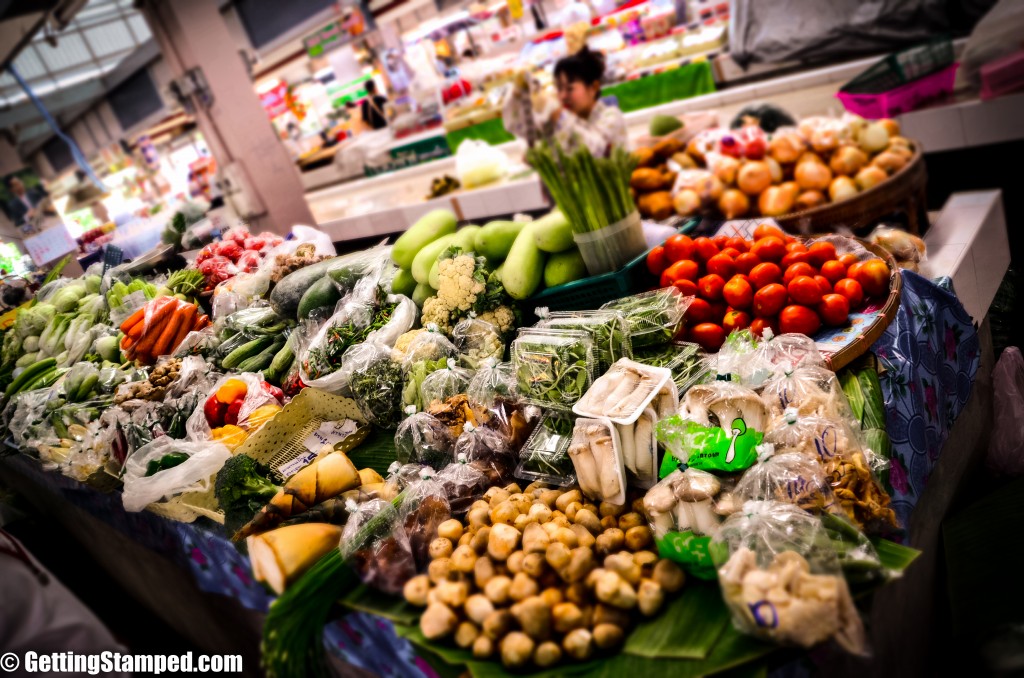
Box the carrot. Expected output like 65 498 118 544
169 304 198 354
127 321 145 340
152 303 187 357
195 315 210 330
142 297 176 335
133 301 175 359
121 335 135 350
119 307 146 333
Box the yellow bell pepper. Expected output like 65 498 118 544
216 379 248 404
211 424 249 451
245 403 282 432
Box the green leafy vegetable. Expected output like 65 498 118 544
350 355 404 427
601 288 690 348
512 328 594 411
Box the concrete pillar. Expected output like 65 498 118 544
138 0 314 234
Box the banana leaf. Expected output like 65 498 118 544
872 537 921 572
347 427 401 476
341 585 419 625
624 581 731 658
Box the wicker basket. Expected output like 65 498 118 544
775 144 928 236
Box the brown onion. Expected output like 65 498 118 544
737 161 772 196
794 160 833 191
828 176 859 202
795 190 827 211
855 166 888 191
718 189 750 219
829 146 868 176
758 186 796 217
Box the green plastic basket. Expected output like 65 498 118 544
527 218 700 314
841 37 954 95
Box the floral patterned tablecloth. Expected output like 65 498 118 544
0 270 979 678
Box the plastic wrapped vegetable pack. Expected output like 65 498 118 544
764 408 863 465
717 332 824 387
659 382 769 475
537 309 632 374
466 359 517 410
574 358 675 424
714 501 867 655
453 316 504 369
643 467 723 579
599 287 691 348
516 412 576 487
343 343 404 428
512 328 595 412
454 422 514 487
438 453 488 514
343 498 417 596
568 417 626 505
731 449 837 515
187 373 284 450
632 341 712 393
401 327 459 413
121 437 232 513
399 471 452 570
395 412 455 468
421 359 473 409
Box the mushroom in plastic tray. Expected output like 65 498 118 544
567 417 627 506
573 359 676 424
642 467 723 578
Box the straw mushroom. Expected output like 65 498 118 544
403 575 431 607
421 603 459 639
500 632 535 668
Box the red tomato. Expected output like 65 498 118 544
818 293 850 327
686 297 713 324
713 235 730 249
661 259 700 287
708 302 729 324
749 262 782 289
693 237 720 263
663 234 695 263
786 242 808 254
783 262 817 286
838 253 859 268
814 275 832 296
723 310 751 333
723 276 754 309
749 317 780 338
754 223 785 240
706 254 737 279
852 258 890 297
806 241 838 267
833 278 865 309
720 247 742 260
698 274 726 301
780 251 811 269
846 261 864 281
751 236 786 263
646 246 668 275
779 305 822 335
673 279 699 297
753 283 788 317
690 323 726 351
725 236 749 253
735 252 761 274
820 260 848 284
788 275 823 306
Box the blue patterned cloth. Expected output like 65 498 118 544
0 269 979 676
868 270 980 530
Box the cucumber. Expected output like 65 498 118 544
264 339 296 385
411 282 435 307
74 374 99 402
298 276 342 320
544 249 587 287
391 268 417 297
6 358 56 398
475 221 524 262
392 209 457 269
411 233 458 285
501 224 545 300
238 340 284 373
270 250 378 318
221 336 274 370
532 210 574 253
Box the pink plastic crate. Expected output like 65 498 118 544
837 63 958 119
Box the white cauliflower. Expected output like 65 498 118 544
477 306 515 336
436 255 484 313
420 247 516 337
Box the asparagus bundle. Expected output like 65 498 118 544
527 140 637 234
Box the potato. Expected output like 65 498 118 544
528 503 553 524
595 570 637 609
507 550 526 574
604 552 641 585
554 527 579 549
435 580 469 608
546 542 572 571
637 192 675 221
458 533 473 548
564 501 583 522
470 526 491 554
653 559 686 593
500 632 535 669
490 500 519 525
593 603 630 628
600 516 619 531
488 523 520 561
509 572 539 602
437 519 464 541
593 623 625 649
468 508 490 530
428 537 454 560
625 526 653 551
539 489 562 508
562 628 594 661
599 501 626 518
465 594 495 625
634 550 658 569
504 483 523 494
470 500 490 513
555 490 582 513
523 481 547 494
638 579 665 616
569 524 596 549
428 557 454 584
484 575 512 604
541 522 560 537
522 522 551 554
595 528 625 557
618 513 644 531
553 602 586 633
484 487 511 506
523 552 546 578
451 545 478 573
564 581 589 606
513 514 533 532
631 498 646 514
483 609 515 639
474 556 496 588
455 621 480 648
403 575 431 607
534 641 562 668
574 508 601 534
563 546 596 583
473 635 494 659
540 587 563 608
508 493 533 515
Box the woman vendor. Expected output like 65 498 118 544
505 47 627 157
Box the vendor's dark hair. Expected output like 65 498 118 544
554 47 605 86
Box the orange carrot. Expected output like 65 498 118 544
134 305 175 358
121 335 136 350
119 307 146 333
152 303 186 357
169 304 198 354
128 321 145 340
195 315 210 330
141 297 176 335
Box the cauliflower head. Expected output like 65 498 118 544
421 247 514 336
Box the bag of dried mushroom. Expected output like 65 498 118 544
713 500 868 655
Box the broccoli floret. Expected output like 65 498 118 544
215 454 280 536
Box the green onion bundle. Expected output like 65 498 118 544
527 140 637 234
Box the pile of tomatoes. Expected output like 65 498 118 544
646 223 891 351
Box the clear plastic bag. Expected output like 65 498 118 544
455 422 515 486
298 281 377 393
342 498 417 595
453 316 505 369
536 309 633 374
172 326 221 359
568 417 626 506
121 436 232 512
438 452 487 514
61 362 100 403
420 358 473 409
574 358 675 424
512 327 595 412
185 372 284 448
759 365 852 420
732 449 837 515
600 287 692 349
718 332 825 387
764 408 862 465
394 412 455 468
516 412 576 487
713 500 867 655
643 467 723 579
399 325 458 369
365 294 418 349
988 347 1024 476
466 359 517 410
399 470 452 569
344 343 404 428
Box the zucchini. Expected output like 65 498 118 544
264 339 296 385
391 268 417 297
221 336 275 370
532 210 574 253
475 221 524 262
6 358 56 398
298 276 342 320
238 340 285 373
501 224 546 300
